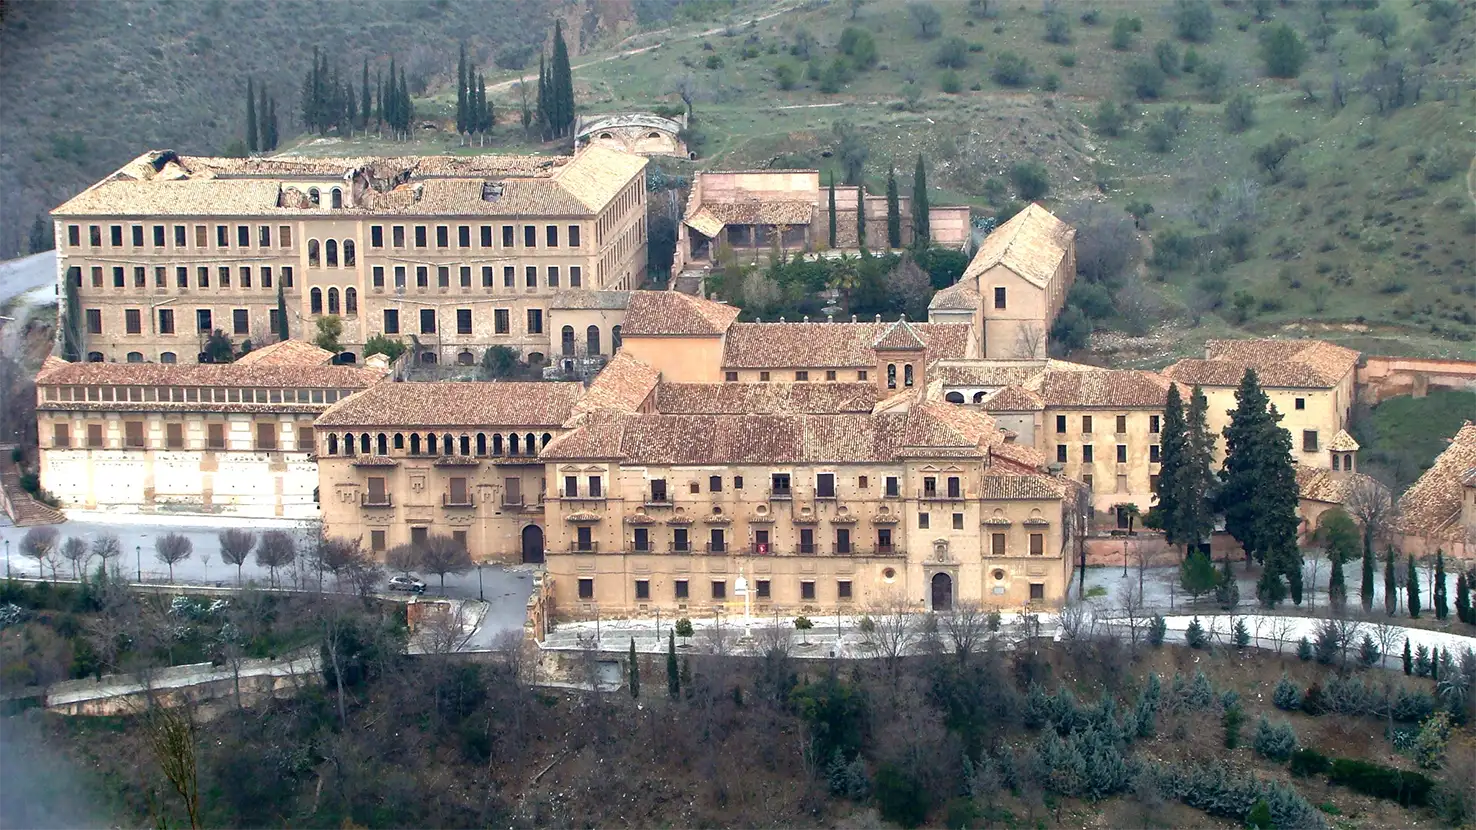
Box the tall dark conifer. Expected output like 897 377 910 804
360 60 371 130
457 42 468 135
827 174 838 248
246 77 258 152
399 67 412 132
1361 541 1375 612
1220 368 1276 565
1384 546 1398 615
61 274 83 362
276 285 290 341
536 53 551 140
911 154 930 247
856 187 867 251
1155 384 1187 548
885 167 901 248
268 96 279 150
258 85 272 150
1407 554 1421 618
551 19 575 138
1434 550 1448 620
1176 385 1219 555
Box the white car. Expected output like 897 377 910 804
387 575 426 594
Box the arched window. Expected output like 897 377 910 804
310 287 323 314
612 325 622 350
442 433 454 455
360 433 371 454
160 352 177 364
327 433 338 454
393 433 405 450
338 352 356 364
309 188 320 207
344 287 357 316
647 131 662 139
492 434 504 456
325 239 338 267
561 325 576 356
509 433 520 455
904 364 915 387
459 435 471 455
457 350 474 365
945 391 965 404
525 433 536 454
86 351 104 362
476 433 487 455
409 433 422 454
973 391 986 403
343 239 355 266
343 433 356 456
127 352 144 363
331 188 342 209
419 352 437 364
308 239 320 266
586 325 601 356
542 433 552 447
527 352 544 365
599 132 614 139
327 287 340 315
377 433 388 455
426 433 438 455
887 363 897 389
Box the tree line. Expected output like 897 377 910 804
455 43 493 143
534 20 576 141
295 49 414 141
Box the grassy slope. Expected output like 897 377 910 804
1355 389 1476 491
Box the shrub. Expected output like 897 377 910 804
1111 17 1137 50
1010 162 1050 201
1185 617 1208 648
1154 40 1180 77
1328 758 1433 806
1223 705 1245 749
1044 13 1071 44
1186 670 1213 709
1124 60 1166 99
1058 52 1076 67
363 333 406 362
1259 23 1308 78
1273 675 1301 711
839 27 878 69
935 36 969 68
1232 618 1250 648
1289 748 1330 777
1301 682 1325 716
939 70 961 93
1093 100 1124 136
1041 73 1060 91
1174 0 1215 43
1254 716 1298 761
1413 712 1451 770
1296 636 1313 661
875 762 931 827
774 62 797 90
992 51 1033 87
1145 121 1175 154
1224 91 1255 132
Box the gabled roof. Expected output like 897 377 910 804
549 290 632 311
34 357 384 390
721 322 970 369
654 382 879 415
1328 429 1360 452
961 203 1075 289
1200 339 1360 386
620 291 740 336
1396 422 1476 542
929 280 980 311
872 318 928 351
1027 367 1174 408
315 381 582 428
233 339 334 367
1295 465 1378 505
981 385 1047 412
567 353 661 423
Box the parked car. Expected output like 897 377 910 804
387 575 426 594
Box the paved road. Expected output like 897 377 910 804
0 512 538 642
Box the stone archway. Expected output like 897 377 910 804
521 524 545 565
931 572 953 612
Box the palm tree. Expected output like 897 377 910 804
1114 502 1141 575
827 254 861 311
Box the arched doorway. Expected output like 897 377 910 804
931 572 953 612
561 326 576 356
521 525 545 565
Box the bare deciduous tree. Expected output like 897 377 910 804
1345 476 1395 552
217 529 255 585
417 600 477 655
1269 615 1296 655
385 543 420 576
154 533 193 583
862 593 918 687
141 701 202 830
60 536 89 579
91 532 122 576
1014 321 1046 359
254 530 296 588
1117 584 1147 650
417 534 473 593
20 526 58 580
940 601 990 664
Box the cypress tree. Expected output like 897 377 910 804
628 637 640 699
268 96 279 150
302 46 320 133
667 630 680 698
246 77 258 152
552 19 575 138
61 273 83 362
885 167 901 248
856 187 867 251
345 81 357 132
911 154 930 247
1407 555 1421 618
1402 638 1412 675
1433 550 1448 620
478 73 492 132
457 42 468 135
1155 384 1187 548
399 67 412 132
1176 385 1219 553
28 215 51 254
1361 539 1375 612
1328 548 1346 611
258 85 271 150
536 53 550 140
827 173 838 248
360 60 371 130
1385 546 1398 615
1456 571 1472 624
1221 367 1273 564
276 285 289 341
375 70 383 128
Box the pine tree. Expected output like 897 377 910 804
1407 554 1421 618
1216 553 1239 609
1433 550 1448 620
276 285 289 341
457 42 468 135
885 167 902 248
61 273 83 362
1402 638 1412 675
1361 540 1375 612
1155 384 1187 548
1456 571 1472 625
1385 546 1398 615
856 187 867 251
552 19 575 138
1220 369 1301 594
246 77 258 152
628 637 640 699
1257 568 1286 608
827 173 838 248
911 154 930 247
1181 550 1218 602
360 60 371 131
667 630 680 699
1176 385 1219 551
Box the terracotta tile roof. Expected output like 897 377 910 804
929 281 980 311
872 319 929 351
233 339 335 367
1026 367 1173 408
1295 465 1379 505
568 353 660 421
34 358 384 389
980 474 1067 500
1396 421 1476 542
990 439 1048 470
314 381 582 428
654 382 880 414
933 359 1048 387
721 322 970 369
621 291 740 336
1328 429 1360 452
683 208 725 238
550 290 632 310
53 146 645 218
962 203 1075 289
1205 339 1360 385
981 385 1046 412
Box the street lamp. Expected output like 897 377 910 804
734 566 752 639
477 561 484 601
136 545 142 583
5 539 10 579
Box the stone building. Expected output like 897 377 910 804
1395 421 1476 558
673 170 972 275
34 340 386 517
574 112 690 158
50 146 648 367
928 204 1077 360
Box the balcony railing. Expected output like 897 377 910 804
876 543 897 555
562 491 607 501
442 493 475 507
704 542 728 554
570 542 599 553
672 544 692 554
768 487 793 499
501 493 525 507
815 491 837 500
360 494 393 507
645 494 672 506
797 543 817 555
918 489 966 501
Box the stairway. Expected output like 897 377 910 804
0 446 66 527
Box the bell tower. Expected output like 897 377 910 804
873 317 929 395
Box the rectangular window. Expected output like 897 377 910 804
994 286 1007 309
153 225 165 247
711 580 726 600
588 475 603 498
414 225 427 248
991 533 1006 556
1116 414 1128 433
1030 533 1044 556
480 225 492 247
759 372 770 382
237 225 249 247
546 225 559 247
218 266 230 288
383 309 400 334
196 309 212 332
89 225 102 246
1303 430 1318 452
1082 473 1094 492
1083 445 1094 463
233 309 249 335
1030 583 1045 601
193 225 206 247
569 225 581 247
525 266 537 288
494 309 509 334
919 512 930 529
256 421 278 450
578 579 594 600
795 370 809 381
216 225 227 247
570 266 582 288
258 225 271 247
725 371 738 382
165 423 184 449
801 580 816 601
198 266 209 288
172 225 185 247
419 309 436 334
416 266 428 288
113 266 124 287
1082 415 1093 433
837 580 853 600
675 579 689 599
459 266 471 288
673 528 689 552
132 266 145 288
710 528 725 553
240 267 252 288
370 530 386 552
371 226 383 248
825 370 837 381
279 226 292 247
1150 444 1161 463
90 266 102 287
124 421 145 448
281 266 293 287
392 226 405 247
207 423 226 450
176 266 188 288
86 423 104 448
481 266 493 288
457 225 470 248
1116 444 1127 463
526 309 543 334
523 225 536 247
755 579 771 599
502 225 514 247
503 266 515 288
158 309 175 334
372 266 384 289
110 225 123 246
885 476 899 497
816 473 835 498
734 476 743 490
67 225 79 246
952 513 964 530
269 309 281 336
635 579 650 600
1150 415 1161 434
297 425 313 451
1295 397 1306 410
128 225 142 247
547 266 559 287
634 528 650 552
124 308 142 334
437 266 449 288
708 475 723 493
456 308 472 335
435 225 448 248
85 308 102 334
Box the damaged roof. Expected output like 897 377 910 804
1396 421 1476 542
